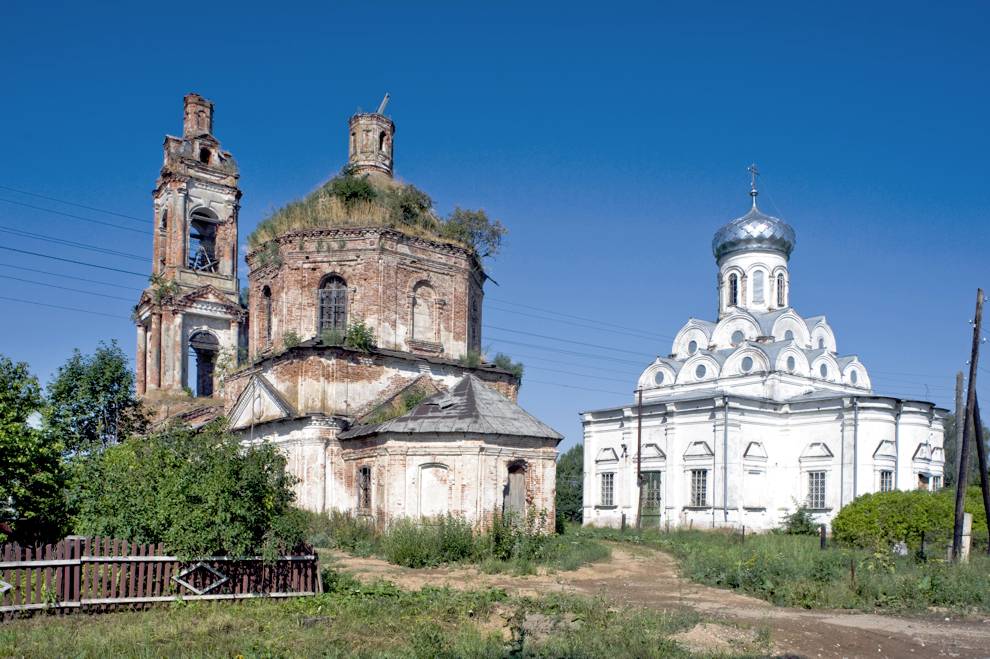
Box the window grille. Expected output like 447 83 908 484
690 469 708 507
357 466 371 511
776 273 785 306
807 471 826 509
932 476 942 491
729 274 739 306
318 275 348 333
880 470 893 492
600 473 614 507
642 471 662 510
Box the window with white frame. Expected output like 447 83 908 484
690 469 708 507
807 471 826 509
879 470 893 492
932 475 942 491
600 473 615 507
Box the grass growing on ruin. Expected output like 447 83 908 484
302 510 610 575
575 526 990 613
0 571 726 658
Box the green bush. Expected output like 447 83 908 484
282 330 302 349
492 352 524 379
780 507 820 536
380 515 476 568
344 320 376 352
69 420 305 558
831 488 988 550
302 509 377 556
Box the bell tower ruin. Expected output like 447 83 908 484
134 93 245 399
347 94 394 177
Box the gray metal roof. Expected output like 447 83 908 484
712 202 796 261
338 374 563 441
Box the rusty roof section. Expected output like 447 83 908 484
339 374 562 442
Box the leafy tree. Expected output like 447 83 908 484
441 207 507 258
493 352 524 380
44 341 144 453
69 420 306 558
0 355 66 543
556 443 584 524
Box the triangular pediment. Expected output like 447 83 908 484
873 440 896 459
228 374 296 430
913 443 933 462
743 441 768 460
179 285 235 306
684 441 714 458
641 443 666 461
800 442 834 459
596 447 619 463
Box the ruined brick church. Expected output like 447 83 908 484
133 94 560 525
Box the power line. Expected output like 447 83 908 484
484 325 655 358
524 364 633 385
0 198 146 234
0 184 148 222
488 295 678 341
485 335 649 366
524 378 630 397
0 246 147 277
0 275 135 302
0 295 130 320
0 225 146 261
487 349 639 378
487 301 667 342
0 263 143 292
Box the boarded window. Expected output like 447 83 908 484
357 466 371 511
504 462 527 516
318 275 348 333
419 464 449 518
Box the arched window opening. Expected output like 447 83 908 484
786 355 796 371
379 131 386 152
818 337 825 349
728 274 739 306
411 282 436 342
350 131 356 153
784 329 794 340
688 340 698 354
159 209 168 233
819 364 828 379
752 269 765 303
199 147 211 164
357 466 372 512
741 356 754 372
776 273 786 307
318 274 348 333
850 370 859 385
503 462 527 516
262 286 272 345
188 208 219 272
188 331 219 397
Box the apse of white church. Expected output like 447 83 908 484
581 167 946 531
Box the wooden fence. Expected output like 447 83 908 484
0 537 320 616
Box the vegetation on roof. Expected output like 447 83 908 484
247 168 506 258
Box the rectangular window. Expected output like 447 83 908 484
932 476 942 491
879 470 893 492
807 471 826 509
690 469 708 507
642 471 662 510
357 466 371 511
600 473 615 507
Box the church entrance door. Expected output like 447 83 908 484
640 471 663 529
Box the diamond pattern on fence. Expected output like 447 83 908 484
171 562 229 595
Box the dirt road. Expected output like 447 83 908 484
328 543 990 658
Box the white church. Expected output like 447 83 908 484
581 170 946 531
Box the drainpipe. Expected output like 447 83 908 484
852 398 860 499
723 395 729 523
840 399 846 508
894 401 902 490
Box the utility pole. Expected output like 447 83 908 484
953 288 983 561
954 371 964 485
973 399 990 554
635 388 644 530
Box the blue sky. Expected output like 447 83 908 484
1 1 988 451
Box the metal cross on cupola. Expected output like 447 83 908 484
748 163 760 206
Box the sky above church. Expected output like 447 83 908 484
1 1 988 451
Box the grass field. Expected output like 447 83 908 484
0 570 756 658
575 526 990 613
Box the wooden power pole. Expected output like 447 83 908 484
954 371 964 484
953 288 984 561
635 388 644 530
974 399 990 554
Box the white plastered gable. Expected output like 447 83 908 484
743 441 768 460
596 447 620 463
641 443 666 462
800 442 833 459
683 441 714 459
228 374 296 430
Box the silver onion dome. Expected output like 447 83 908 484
712 205 796 260
712 168 795 261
